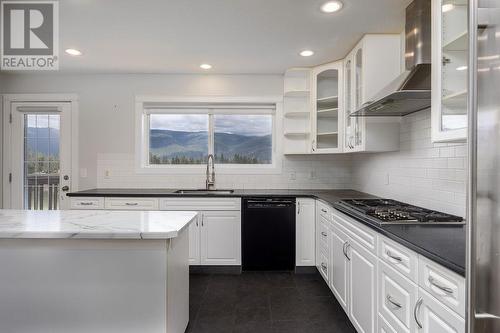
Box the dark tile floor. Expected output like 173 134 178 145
186 271 356 333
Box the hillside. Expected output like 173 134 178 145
149 129 271 164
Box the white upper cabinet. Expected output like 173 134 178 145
344 34 402 153
431 0 468 142
311 61 344 153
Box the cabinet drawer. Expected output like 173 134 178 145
70 197 104 209
160 198 241 211
378 260 418 333
379 236 418 282
318 216 329 251
333 209 377 254
104 197 159 210
378 314 397 333
316 200 332 221
317 250 329 282
418 256 465 318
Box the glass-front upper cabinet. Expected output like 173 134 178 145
344 56 354 151
431 0 468 142
353 47 364 150
311 61 343 153
345 45 365 152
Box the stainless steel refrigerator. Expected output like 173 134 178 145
468 0 500 331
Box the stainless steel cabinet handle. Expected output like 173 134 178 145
428 277 454 294
125 202 138 206
321 231 327 237
321 208 327 213
345 242 351 261
386 250 403 262
196 216 199 227
342 241 350 260
297 202 301 214
414 297 423 329
80 202 93 206
386 295 402 309
201 214 204 227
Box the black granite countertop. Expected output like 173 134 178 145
68 188 466 276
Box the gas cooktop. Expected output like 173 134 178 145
337 199 464 225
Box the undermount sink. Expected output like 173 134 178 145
174 189 235 195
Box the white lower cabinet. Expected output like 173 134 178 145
348 235 378 333
378 259 466 333
416 289 465 333
200 210 241 265
104 197 159 210
329 224 350 313
378 260 419 333
378 315 397 333
184 210 241 266
188 216 201 264
296 198 316 266
314 200 465 333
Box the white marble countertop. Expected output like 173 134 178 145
0 210 197 239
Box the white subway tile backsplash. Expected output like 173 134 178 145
96 153 352 190
352 110 467 216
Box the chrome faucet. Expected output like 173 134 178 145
206 154 215 190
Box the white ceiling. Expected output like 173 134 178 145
57 0 411 74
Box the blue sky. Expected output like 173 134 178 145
150 114 272 136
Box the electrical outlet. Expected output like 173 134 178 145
309 171 316 179
289 172 296 181
385 173 390 185
104 170 111 179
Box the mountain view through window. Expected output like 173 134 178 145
149 113 272 165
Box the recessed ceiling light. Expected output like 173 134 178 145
456 66 467 71
300 50 314 57
321 1 343 13
65 48 82 56
200 63 212 70
442 3 454 12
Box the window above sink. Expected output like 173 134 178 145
135 96 283 175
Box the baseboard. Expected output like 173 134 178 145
189 265 242 275
295 266 318 274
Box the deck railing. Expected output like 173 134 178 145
25 175 59 210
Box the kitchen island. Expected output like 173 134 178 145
0 209 197 333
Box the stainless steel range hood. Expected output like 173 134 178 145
351 0 431 117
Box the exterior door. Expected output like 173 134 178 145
7 102 73 210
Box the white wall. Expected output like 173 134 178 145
352 110 467 216
1 74 467 215
1 73 353 190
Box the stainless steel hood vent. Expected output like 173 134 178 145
351 0 431 117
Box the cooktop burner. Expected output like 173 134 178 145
337 199 464 225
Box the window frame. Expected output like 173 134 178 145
135 96 283 175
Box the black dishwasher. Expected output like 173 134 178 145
242 197 296 271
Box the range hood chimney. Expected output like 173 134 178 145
351 0 431 117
